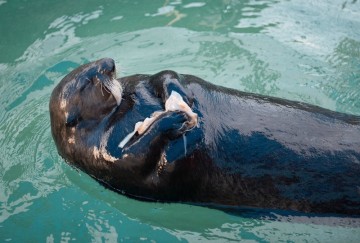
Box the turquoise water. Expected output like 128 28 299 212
1 0 360 241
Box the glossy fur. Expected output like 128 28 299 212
50 58 360 215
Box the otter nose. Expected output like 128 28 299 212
97 58 115 74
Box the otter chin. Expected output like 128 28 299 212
50 58 360 215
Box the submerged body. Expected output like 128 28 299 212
50 58 360 215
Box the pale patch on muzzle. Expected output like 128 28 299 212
105 78 123 106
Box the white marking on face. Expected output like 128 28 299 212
93 147 100 159
68 127 76 144
108 78 123 106
68 136 75 144
60 99 67 109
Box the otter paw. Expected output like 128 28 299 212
157 111 188 138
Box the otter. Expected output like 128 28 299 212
50 58 360 215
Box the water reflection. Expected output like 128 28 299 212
324 37 360 114
0 60 73 228
149 0 280 32
1 0 360 241
342 0 358 9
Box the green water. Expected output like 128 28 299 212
1 0 360 241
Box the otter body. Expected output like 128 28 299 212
50 58 360 215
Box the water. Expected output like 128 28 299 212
1 0 360 241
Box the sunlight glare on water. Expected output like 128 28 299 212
0 0 360 241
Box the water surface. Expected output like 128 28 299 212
1 0 360 241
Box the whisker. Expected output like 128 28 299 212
100 81 104 96
102 82 111 94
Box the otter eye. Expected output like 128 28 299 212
66 113 80 127
66 118 77 127
92 76 100 85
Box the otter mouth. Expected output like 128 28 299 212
96 66 123 106
102 76 123 106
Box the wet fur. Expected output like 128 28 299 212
50 58 360 215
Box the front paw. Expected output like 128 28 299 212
157 111 188 139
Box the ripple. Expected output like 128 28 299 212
0 1 360 241
0 59 74 226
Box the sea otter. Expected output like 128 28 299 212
50 58 360 215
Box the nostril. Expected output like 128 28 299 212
103 58 115 68
99 58 116 76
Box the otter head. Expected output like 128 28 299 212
49 58 123 159
50 58 201 200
